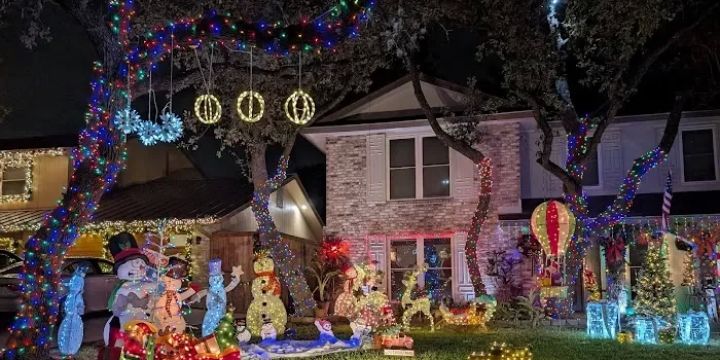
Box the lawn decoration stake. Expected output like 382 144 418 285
401 264 434 331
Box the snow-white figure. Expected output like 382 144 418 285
246 251 287 336
236 319 252 344
58 266 87 357
104 232 154 348
201 259 243 336
152 257 197 333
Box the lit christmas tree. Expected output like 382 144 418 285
634 240 676 320
215 308 237 351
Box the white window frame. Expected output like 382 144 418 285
387 235 453 301
0 163 31 202
386 135 452 200
679 126 720 185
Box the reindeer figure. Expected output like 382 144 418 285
400 264 434 331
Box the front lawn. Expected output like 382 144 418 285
72 325 720 360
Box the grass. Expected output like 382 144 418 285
73 324 720 360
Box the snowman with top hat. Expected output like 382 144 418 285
103 232 155 360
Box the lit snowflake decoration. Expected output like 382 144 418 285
136 121 162 146
114 108 142 135
156 112 184 143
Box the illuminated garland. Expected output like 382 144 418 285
0 217 216 235
0 149 65 203
2 62 127 359
108 0 377 80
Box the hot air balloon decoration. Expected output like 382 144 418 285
530 200 576 258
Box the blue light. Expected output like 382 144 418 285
677 312 710 345
586 301 620 339
634 316 660 344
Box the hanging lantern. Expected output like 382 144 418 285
284 89 315 125
236 91 265 123
194 94 222 125
530 200 575 257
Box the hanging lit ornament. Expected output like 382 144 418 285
236 91 265 123
284 89 315 125
530 200 575 257
156 112 184 142
136 121 162 146
114 108 142 135
195 94 222 125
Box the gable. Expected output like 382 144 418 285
323 76 467 123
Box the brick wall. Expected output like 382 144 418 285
325 121 531 297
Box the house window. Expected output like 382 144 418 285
0 167 27 196
682 129 717 182
388 136 450 200
389 237 452 301
582 150 600 187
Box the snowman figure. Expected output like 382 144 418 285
236 319 252 344
246 251 287 336
152 257 198 333
201 258 243 336
103 232 154 360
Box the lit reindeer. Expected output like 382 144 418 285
401 264 434 332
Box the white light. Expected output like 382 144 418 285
441 179 450 185
301 205 308 210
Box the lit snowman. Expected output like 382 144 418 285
246 251 287 336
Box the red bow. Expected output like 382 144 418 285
606 240 625 265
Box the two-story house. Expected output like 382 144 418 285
303 74 720 306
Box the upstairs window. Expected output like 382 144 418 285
0 167 27 196
682 129 717 182
388 136 450 200
582 150 600 187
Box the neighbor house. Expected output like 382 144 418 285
303 74 720 308
0 135 324 312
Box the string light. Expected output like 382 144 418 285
677 311 710 345
468 342 533 360
236 91 265 123
466 157 493 296
586 301 620 339
634 239 676 320
194 94 222 125
284 89 315 125
400 265 434 331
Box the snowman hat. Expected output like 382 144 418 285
166 257 189 279
108 232 148 274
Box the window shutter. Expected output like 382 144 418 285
367 134 386 204
451 149 476 200
601 130 623 189
368 235 388 293
451 232 475 302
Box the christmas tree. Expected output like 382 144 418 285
634 240 676 319
215 309 237 351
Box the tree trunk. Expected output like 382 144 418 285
465 159 493 296
4 66 126 359
248 145 316 316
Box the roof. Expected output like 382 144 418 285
500 190 720 220
0 134 78 151
0 175 322 232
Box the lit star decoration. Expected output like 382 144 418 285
236 91 265 123
0 149 65 203
284 89 315 125
2 62 127 359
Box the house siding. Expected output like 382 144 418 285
325 122 530 300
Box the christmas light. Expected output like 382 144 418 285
466 157 493 296
114 108 142 135
400 265 434 331
633 316 661 345
155 112 184 143
246 251 288 336
194 94 222 125
284 89 315 125
468 342 533 360
236 91 265 123
530 200 575 257
677 311 710 345
0 148 65 203
634 239 676 320
586 301 620 339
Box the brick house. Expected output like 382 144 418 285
304 74 720 309
303 75 532 303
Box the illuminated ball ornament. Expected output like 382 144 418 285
194 94 222 125
136 121 162 146
114 108 142 135
284 89 315 125
236 91 265 123
530 200 575 257
156 112 184 143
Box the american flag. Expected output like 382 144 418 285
661 171 673 231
